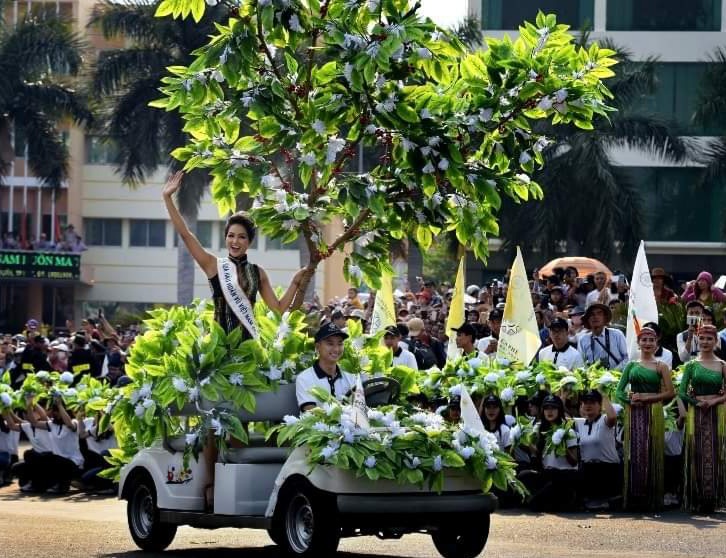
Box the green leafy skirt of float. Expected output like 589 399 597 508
682 403 726 512
623 401 664 511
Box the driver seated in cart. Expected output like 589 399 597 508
296 323 357 412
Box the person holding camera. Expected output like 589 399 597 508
578 304 629 370
677 301 705 363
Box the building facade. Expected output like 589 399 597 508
467 0 726 282
0 0 347 333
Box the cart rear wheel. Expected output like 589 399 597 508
127 474 177 551
431 514 490 558
276 483 340 556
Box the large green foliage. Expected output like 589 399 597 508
152 2 616 297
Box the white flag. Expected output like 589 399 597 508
626 241 659 360
349 375 369 430
460 385 485 437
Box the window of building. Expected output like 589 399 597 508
481 0 594 30
622 167 725 242
218 221 259 250
631 63 725 136
84 218 122 246
130 219 166 247
266 235 301 250
174 221 212 248
85 136 121 165
607 0 720 31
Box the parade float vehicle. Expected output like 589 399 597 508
118 379 498 558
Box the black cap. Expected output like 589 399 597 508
488 309 503 321
580 389 602 403
541 394 563 409
314 322 349 343
448 396 461 408
548 317 569 330
452 322 476 337
483 394 501 406
115 375 133 387
383 325 400 337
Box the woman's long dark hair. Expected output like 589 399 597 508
537 395 566 456
482 395 506 436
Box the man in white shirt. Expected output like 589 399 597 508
476 308 503 355
538 318 584 370
585 271 608 307
296 323 357 412
578 304 628 369
676 301 704 363
383 326 418 370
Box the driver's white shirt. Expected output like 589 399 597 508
295 362 357 411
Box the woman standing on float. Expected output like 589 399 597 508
163 171 305 507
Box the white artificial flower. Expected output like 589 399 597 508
500 387 515 403
420 108 432 119
533 137 550 153
455 368 466 378
210 418 223 436
519 151 532 165
62 388 77 398
321 443 339 460
551 428 566 445
261 174 283 189
537 96 553 111
139 383 152 399
59 371 74 385
516 371 531 382
468 357 483 369
561 375 578 387
134 403 145 417
404 454 421 469
228 373 243 386
301 152 316 166
535 373 546 385
485 373 499 384
36 371 51 381
343 62 354 83
283 415 299 425
486 455 498 470
0 393 12 406
510 424 521 441
554 88 568 103
312 119 326 135
433 455 443 472
479 108 493 122
401 137 415 152
172 377 188 393
364 455 377 468
598 372 616 385
458 446 476 460
185 433 198 446
438 158 449 171
416 47 432 59
142 398 155 409
129 390 141 405
326 137 346 163
267 367 282 381
188 387 199 402
497 358 510 367
366 0 380 12
449 384 463 397
205 0 219 5
289 14 303 33
313 421 330 432
422 162 435 174
211 70 224 82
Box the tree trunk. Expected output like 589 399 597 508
298 233 316 304
177 209 197 305
407 242 423 291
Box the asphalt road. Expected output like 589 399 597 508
0 484 725 558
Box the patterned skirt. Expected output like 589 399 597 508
683 403 726 512
623 401 664 511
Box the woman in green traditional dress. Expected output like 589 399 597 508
616 326 675 511
678 324 726 513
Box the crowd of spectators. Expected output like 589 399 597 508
0 224 87 253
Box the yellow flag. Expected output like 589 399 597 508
446 256 466 360
369 270 396 334
496 247 540 365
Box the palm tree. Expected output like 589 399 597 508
88 0 227 304
693 48 726 192
498 43 690 263
0 12 90 187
